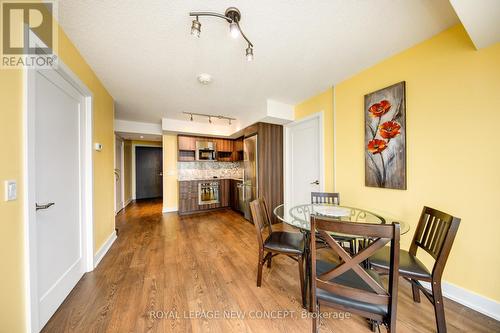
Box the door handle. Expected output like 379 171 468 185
36 202 55 211
310 180 319 185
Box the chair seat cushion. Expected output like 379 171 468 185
264 231 304 254
370 248 431 279
315 260 388 316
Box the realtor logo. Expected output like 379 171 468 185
1 0 58 68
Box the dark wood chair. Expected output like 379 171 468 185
311 192 357 254
370 206 461 333
311 192 340 205
250 198 305 306
311 216 400 333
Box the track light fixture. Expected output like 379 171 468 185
189 7 254 61
191 17 201 38
183 112 236 125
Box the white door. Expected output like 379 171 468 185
34 69 86 329
115 136 123 213
286 114 323 207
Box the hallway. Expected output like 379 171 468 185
42 200 500 332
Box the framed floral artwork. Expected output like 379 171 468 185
364 81 406 190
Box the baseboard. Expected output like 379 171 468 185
162 206 178 213
124 198 132 208
93 231 117 268
420 281 500 321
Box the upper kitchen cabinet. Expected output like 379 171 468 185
233 137 244 161
178 135 196 151
215 138 233 162
178 135 196 161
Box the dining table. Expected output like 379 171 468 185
273 203 410 309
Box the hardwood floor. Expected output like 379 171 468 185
42 200 500 332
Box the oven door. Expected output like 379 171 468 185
198 183 219 205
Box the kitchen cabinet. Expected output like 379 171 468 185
230 179 243 213
178 179 231 215
215 138 233 161
178 135 196 151
220 179 230 207
232 137 244 161
178 136 196 161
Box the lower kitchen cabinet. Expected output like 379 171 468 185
220 179 230 207
178 179 232 215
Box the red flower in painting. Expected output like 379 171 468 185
368 100 391 117
367 139 388 154
379 121 401 139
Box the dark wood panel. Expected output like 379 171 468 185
220 179 230 207
42 200 500 333
256 123 284 224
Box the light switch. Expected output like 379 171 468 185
5 180 17 201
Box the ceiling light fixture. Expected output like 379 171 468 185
182 112 236 125
191 16 201 37
245 45 253 61
189 7 254 61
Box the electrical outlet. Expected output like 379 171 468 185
4 180 17 201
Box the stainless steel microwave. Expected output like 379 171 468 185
195 141 216 161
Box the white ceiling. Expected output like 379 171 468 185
58 0 458 124
449 0 500 49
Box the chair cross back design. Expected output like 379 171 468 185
311 216 400 332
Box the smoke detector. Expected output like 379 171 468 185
197 73 212 85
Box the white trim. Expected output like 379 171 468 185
131 142 163 199
419 281 500 321
284 112 325 206
124 198 133 208
24 59 94 332
114 135 125 214
93 231 117 268
162 206 178 213
332 86 337 191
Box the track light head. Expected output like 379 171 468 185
208 116 212 124
229 22 239 38
190 114 193 121
246 45 254 61
191 17 201 37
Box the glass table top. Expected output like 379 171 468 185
273 203 410 235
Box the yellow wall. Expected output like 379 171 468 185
162 135 178 211
295 88 335 192
0 66 25 333
123 140 132 204
0 20 114 333
301 25 499 302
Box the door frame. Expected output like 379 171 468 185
132 142 162 200
23 59 94 332
114 135 125 214
284 112 325 206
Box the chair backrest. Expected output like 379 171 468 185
410 206 461 278
311 192 340 205
250 198 273 251
311 216 400 326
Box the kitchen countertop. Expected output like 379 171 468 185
178 177 243 182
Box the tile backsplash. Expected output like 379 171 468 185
178 161 243 180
